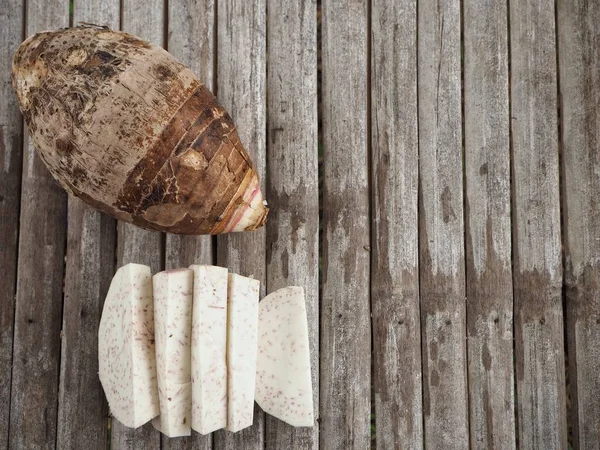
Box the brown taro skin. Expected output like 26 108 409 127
11 25 268 235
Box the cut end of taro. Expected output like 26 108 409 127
218 173 269 233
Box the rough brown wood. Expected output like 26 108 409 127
7 1 68 449
0 1 24 448
214 1 266 449
320 1 371 449
164 1 215 448
509 0 567 448
418 0 468 449
557 1 600 448
463 1 515 449
111 2 165 448
265 0 318 448
371 1 422 449
54 5 118 450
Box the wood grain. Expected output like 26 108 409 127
164 1 215 448
558 1 600 448
371 1 422 449
111 1 165 448
165 0 215 275
265 0 318 448
417 0 468 448
7 1 68 449
55 5 118 450
463 1 515 449
320 1 371 449
57 200 116 450
4 3 600 449
214 0 266 449
0 0 24 448
509 0 567 448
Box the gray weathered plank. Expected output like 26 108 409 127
57 200 116 450
463 0 515 449
7 1 69 449
165 0 215 273
55 4 119 450
509 0 567 448
164 1 215 448
265 0 319 448
214 1 266 449
320 1 371 449
111 1 165 448
417 0 468 448
557 1 600 448
371 1 422 449
0 0 24 448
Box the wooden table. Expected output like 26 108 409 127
1 0 599 449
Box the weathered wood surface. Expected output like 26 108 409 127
0 0 23 448
214 1 266 449
111 1 165 449
558 1 600 449
371 1 422 449
463 1 515 449
8 1 69 449
57 200 115 450
55 4 118 450
165 0 215 286
320 1 371 449
265 0 319 449
510 0 567 448
418 0 468 448
5 2 600 450
164 2 215 448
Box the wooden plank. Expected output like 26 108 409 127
463 1 515 449
214 1 266 449
370 1 422 449
509 0 567 448
265 0 318 448
0 0 24 448
57 201 116 450
111 1 165 449
7 1 69 449
164 1 215 449
557 1 600 448
165 0 215 272
55 3 119 449
54 5 119 450
417 0 468 448
320 1 371 449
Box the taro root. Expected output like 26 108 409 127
99 263 314 434
226 273 260 432
189 265 228 435
98 263 159 428
255 286 314 427
11 25 268 234
151 268 193 437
